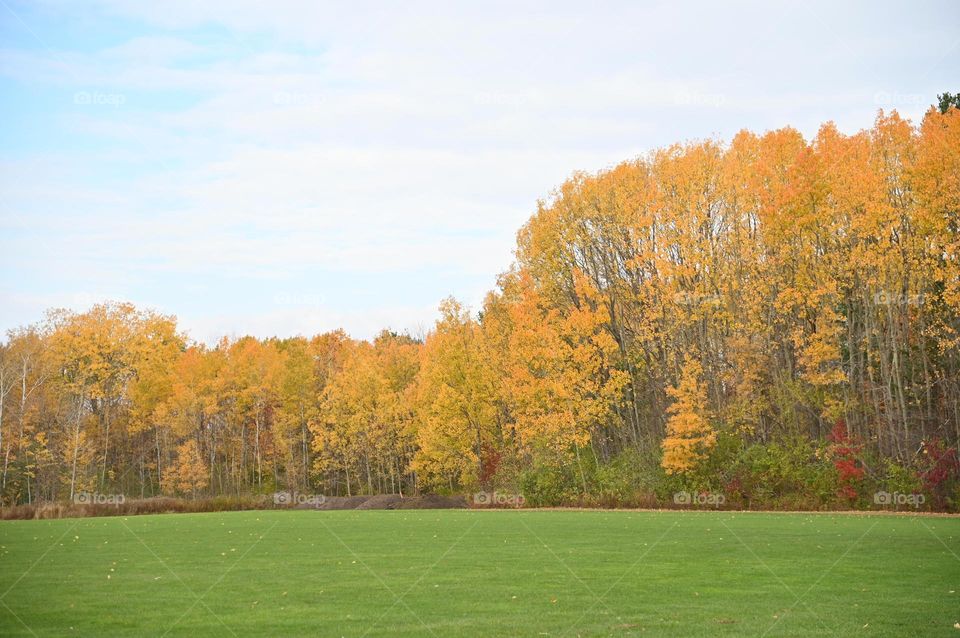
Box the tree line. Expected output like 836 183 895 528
2 105 959 509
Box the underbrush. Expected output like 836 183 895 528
0 495 272 520
509 436 960 513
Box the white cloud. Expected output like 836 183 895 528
2 0 958 340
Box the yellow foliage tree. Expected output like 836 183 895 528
312 332 418 496
500 272 626 462
661 356 715 475
162 440 209 497
412 298 500 491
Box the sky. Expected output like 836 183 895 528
1 1 958 343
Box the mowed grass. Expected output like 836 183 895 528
0 510 957 637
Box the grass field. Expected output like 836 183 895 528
0 510 957 637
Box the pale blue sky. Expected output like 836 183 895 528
1 1 957 341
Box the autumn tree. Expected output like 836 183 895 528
162 440 209 497
413 299 500 491
661 356 715 475
488 271 626 493
312 332 418 495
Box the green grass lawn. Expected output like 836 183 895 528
0 510 957 637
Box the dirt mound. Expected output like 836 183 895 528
354 494 404 510
394 494 468 509
302 495 370 510
295 494 468 511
